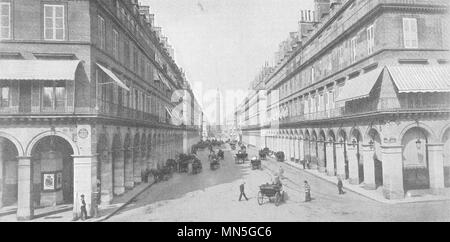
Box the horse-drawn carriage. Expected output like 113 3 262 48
178 154 195 173
192 158 202 174
259 148 270 160
217 150 224 160
150 165 173 183
251 158 262 170
257 183 285 206
235 152 248 164
210 156 220 170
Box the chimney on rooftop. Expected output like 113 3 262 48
314 0 331 22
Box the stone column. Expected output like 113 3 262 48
294 139 300 162
299 139 305 162
100 151 113 204
0 144 3 209
124 148 134 190
335 143 346 179
362 145 376 190
381 145 404 199
428 143 445 191
17 156 33 220
113 149 125 195
134 148 142 184
347 143 360 184
326 142 335 176
317 141 326 172
73 155 96 219
304 140 310 163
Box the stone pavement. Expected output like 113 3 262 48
0 181 155 222
246 145 450 204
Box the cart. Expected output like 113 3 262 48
210 158 220 170
235 152 248 164
251 159 262 170
257 184 285 206
192 159 202 174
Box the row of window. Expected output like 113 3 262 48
0 81 66 110
276 17 418 100
96 69 171 121
96 14 174 98
0 2 65 41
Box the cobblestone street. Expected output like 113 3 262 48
106 146 450 222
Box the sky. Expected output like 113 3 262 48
141 0 314 122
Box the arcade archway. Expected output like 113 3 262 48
368 129 383 188
401 127 430 192
443 128 450 187
0 137 19 207
30 136 74 207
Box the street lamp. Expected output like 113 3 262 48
415 137 422 150
351 138 357 147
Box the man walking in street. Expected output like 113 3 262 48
304 181 311 202
80 194 88 220
239 180 249 201
337 178 345 195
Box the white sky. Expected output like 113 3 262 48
141 0 314 122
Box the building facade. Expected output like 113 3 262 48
0 0 202 220
235 0 450 200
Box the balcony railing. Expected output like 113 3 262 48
241 97 450 129
96 100 159 123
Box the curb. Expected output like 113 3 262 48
245 146 450 205
97 181 156 222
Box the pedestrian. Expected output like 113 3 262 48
239 181 249 201
337 178 345 195
80 194 88 220
304 181 311 202
278 166 285 179
306 160 311 169
302 160 306 169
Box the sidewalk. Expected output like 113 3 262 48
0 180 155 222
246 146 450 204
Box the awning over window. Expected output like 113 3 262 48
157 72 172 90
96 63 130 91
386 65 450 93
0 60 82 81
335 68 384 102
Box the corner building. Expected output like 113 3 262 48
0 0 202 220
236 0 450 200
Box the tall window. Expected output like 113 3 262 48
0 2 11 40
44 5 65 40
42 81 66 110
0 82 10 108
124 39 130 67
112 29 119 59
311 66 315 84
367 25 375 55
133 47 139 73
403 18 418 48
98 15 106 50
351 37 357 63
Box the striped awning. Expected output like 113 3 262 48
386 65 450 93
0 60 82 81
157 72 171 90
336 68 384 102
96 63 130 91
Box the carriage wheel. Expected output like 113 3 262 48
275 192 281 206
257 191 264 205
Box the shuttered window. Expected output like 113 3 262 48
0 2 11 40
403 18 418 48
44 5 65 40
367 25 375 54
